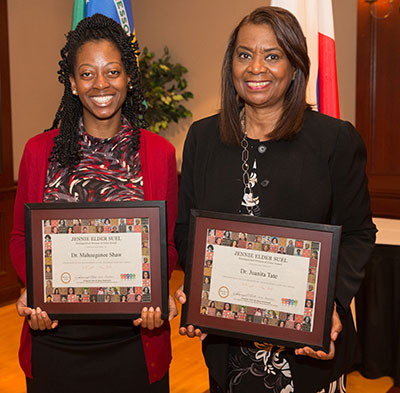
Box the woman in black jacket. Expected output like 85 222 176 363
175 6 375 393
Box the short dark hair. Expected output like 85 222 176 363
220 6 311 145
48 13 147 167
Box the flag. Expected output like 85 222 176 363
71 0 85 30
270 0 340 118
72 0 136 42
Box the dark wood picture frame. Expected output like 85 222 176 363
25 201 168 320
181 210 341 352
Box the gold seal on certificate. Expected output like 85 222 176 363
60 272 72 284
218 286 229 298
25 201 168 319
181 210 341 352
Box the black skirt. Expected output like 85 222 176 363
28 320 169 393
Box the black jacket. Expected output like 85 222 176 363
175 110 376 392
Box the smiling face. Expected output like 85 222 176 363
232 23 294 113
69 39 129 134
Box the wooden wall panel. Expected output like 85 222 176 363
0 188 20 304
0 0 21 304
0 0 13 186
356 0 400 218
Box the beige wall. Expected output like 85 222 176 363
8 0 357 177
333 0 357 126
8 0 74 179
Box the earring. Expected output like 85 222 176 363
72 89 78 95
292 70 297 81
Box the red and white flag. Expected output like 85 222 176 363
270 0 340 118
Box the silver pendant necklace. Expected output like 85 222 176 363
240 109 255 216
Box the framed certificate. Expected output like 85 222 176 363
180 210 341 352
25 201 168 320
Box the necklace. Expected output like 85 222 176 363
240 109 255 216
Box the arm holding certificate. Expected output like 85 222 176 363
174 6 376 392
10 14 178 391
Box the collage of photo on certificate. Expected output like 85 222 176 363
42 216 152 305
25 201 169 319
200 229 319 333
181 210 340 350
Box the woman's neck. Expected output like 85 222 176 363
82 113 122 139
244 104 282 141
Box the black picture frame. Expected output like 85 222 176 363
181 209 341 352
25 201 168 320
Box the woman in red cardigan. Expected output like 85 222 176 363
10 14 178 393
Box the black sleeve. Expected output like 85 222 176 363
330 121 376 313
174 124 198 272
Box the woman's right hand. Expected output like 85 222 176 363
16 289 58 330
175 284 207 340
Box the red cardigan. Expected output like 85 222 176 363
10 128 178 384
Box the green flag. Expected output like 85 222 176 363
71 0 85 30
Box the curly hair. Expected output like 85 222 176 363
48 13 147 168
220 6 311 145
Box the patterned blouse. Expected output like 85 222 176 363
43 117 143 203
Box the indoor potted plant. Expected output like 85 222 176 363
139 47 194 133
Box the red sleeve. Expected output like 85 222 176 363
165 144 178 278
10 143 32 284
10 131 54 284
139 130 178 279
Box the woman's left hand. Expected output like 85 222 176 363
16 289 59 330
133 295 178 330
294 304 342 360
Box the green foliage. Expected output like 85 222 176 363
139 47 194 133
